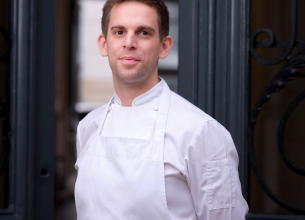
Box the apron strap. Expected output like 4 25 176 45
153 81 171 141
97 96 115 135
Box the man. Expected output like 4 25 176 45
75 0 249 219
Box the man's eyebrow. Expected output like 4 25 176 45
110 25 125 30
110 25 156 33
137 26 155 33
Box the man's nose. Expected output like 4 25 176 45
124 33 137 50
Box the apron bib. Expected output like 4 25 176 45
75 82 171 220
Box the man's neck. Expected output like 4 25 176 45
113 74 159 107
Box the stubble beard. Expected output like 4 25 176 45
112 60 158 85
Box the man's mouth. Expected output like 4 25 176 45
119 56 140 65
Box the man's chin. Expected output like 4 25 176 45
114 71 146 83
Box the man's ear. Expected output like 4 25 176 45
159 36 174 59
97 34 108 57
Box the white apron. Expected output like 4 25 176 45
75 82 171 220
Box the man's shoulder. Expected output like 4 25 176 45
79 103 108 129
169 91 214 124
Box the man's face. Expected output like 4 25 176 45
100 2 163 83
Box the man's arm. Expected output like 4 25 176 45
75 121 83 171
185 120 249 220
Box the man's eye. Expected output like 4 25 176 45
115 31 124 35
140 31 149 35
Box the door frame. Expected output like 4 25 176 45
0 0 56 219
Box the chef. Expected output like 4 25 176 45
74 0 249 219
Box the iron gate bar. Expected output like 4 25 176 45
254 40 305 48
249 0 296 66
278 90 305 176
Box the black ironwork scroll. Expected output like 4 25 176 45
278 90 305 177
248 0 305 215
0 26 10 177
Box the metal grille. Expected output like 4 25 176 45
248 0 305 215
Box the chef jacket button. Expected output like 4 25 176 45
153 106 158 111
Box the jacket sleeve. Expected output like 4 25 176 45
75 121 83 170
185 120 248 220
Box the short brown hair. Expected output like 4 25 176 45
101 0 169 41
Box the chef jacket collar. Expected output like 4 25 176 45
113 77 164 107
94 77 164 128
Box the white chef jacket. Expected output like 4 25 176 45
75 78 249 219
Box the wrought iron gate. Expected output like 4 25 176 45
248 0 305 218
